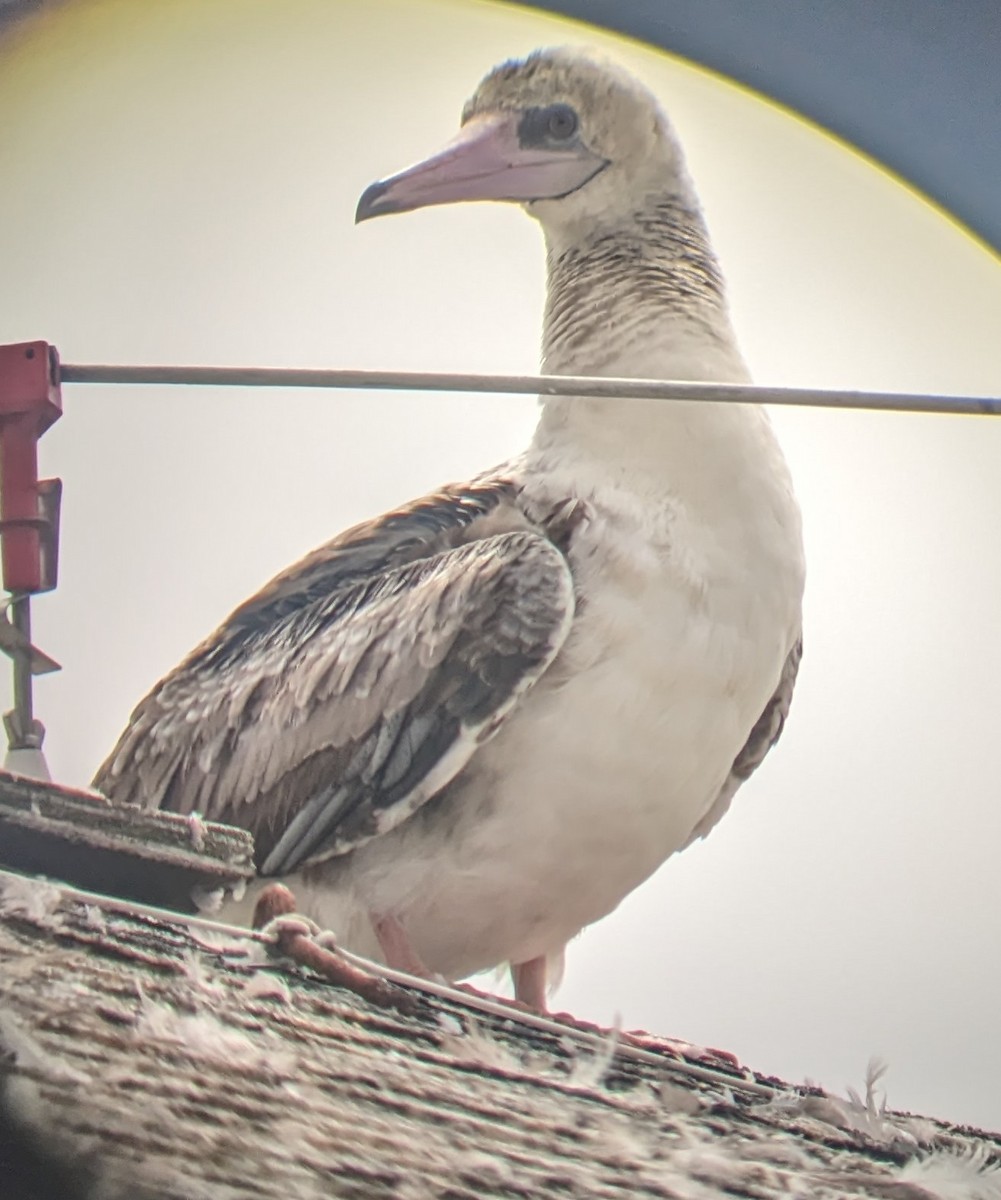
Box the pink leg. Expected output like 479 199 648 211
372 913 435 979
511 956 548 1012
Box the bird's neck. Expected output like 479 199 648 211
531 195 776 505
540 194 746 382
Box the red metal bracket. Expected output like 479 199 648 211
0 340 63 594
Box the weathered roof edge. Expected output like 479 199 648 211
3 866 1000 1200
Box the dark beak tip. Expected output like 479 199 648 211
355 179 393 224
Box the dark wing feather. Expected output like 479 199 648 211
730 637 802 782
94 483 575 874
683 636 802 846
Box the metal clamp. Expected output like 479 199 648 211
0 341 64 779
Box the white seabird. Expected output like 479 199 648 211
94 49 805 1011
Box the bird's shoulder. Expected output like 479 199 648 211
226 474 529 632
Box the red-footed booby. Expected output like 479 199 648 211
94 49 804 1011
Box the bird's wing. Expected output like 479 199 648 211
683 636 802 846
93 482 575 874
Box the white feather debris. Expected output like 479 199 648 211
130 984 284 1070
241 972 291 1004
436 1012 463 1037
82 903 107 931
896 1146 1001 1200
437 1016 525 1073
190 885 225 915
846 1056 891 1125
567 1014 621 1090
178 951 225 999
0 875 63 924
838 1058 920 1147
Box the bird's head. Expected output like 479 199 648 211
356 48 691 241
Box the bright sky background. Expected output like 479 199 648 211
1 0 1000 1130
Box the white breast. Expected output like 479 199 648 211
315 426 803 982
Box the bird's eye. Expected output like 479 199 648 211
545 103 578 140
518 103 581 148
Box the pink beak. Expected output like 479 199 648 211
356 112 607 222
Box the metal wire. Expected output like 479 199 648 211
58 362 1001 417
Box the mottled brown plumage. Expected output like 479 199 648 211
94 479 576 874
